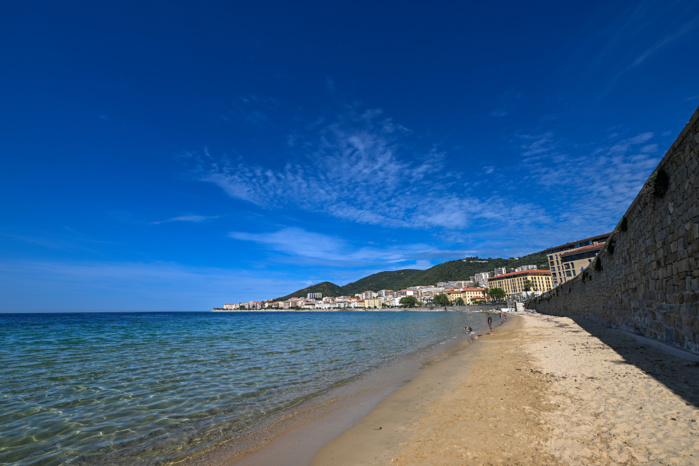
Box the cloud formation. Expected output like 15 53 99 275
229 227 470 266
187 103 666 258
191 107 545 233
518 130 662 244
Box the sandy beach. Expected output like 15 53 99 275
313 313 699 465
189 313 699 465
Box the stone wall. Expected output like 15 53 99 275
529 107 699 354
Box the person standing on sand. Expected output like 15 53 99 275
487 314 493 334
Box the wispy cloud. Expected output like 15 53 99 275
190 106 540 232
229 227 470 266
608 132 653 154
630 18 699 68
516 130 662 245
520 132 556 158
187 102 666 258
151 215 220 225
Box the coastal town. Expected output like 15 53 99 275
214 232 611 311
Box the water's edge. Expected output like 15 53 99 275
182 314 504 465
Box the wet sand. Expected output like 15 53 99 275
185 313 699 465
313 314 699 465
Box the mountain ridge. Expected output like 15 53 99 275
275 249 549 301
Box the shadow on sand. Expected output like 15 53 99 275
569 316 699 409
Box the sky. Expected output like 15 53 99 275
1 0 698 311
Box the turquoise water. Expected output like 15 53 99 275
0 311 489 464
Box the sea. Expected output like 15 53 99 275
0 310 493 465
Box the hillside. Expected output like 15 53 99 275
275 250 549 301
394 250 549 289
277 281 344 301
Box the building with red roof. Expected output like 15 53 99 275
488 270 553 297
545 233 611 286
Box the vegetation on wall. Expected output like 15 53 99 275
620 216 628 232
648 168 670 198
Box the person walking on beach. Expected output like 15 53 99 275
487 313 493 334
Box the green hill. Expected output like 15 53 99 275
339 269 423 295
277 281 343 301
275 250 549 301
394 250 549 289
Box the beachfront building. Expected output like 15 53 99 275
446 289 463 303
488 270 553 298
461 288 487 304
444 287 486 304
560 243 605 279
363 298 382 308
223 303 240 310
546 233 611 286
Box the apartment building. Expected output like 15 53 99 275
473 272 491 287
488 270 553 297
560 243 605 278
362 298 383 308
546 233 611 286
513 265 538 272
447 288 486 304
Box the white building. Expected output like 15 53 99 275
513 265 538 272
474 272 491 287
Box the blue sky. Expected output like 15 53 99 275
1 1 698 311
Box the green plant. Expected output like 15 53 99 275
399 296 418 307
620 216 628 232
647 168 669 197
594 258 602 272
433 293 450 307
606 238 616 254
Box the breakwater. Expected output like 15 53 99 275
529 107 699 354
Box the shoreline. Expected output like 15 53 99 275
210 304 509 313
186 313 699 465
181 313 501 465
314 313 699 464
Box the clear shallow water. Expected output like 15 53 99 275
0 311 488 465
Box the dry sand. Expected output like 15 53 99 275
312 314 699 465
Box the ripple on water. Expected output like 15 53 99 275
0 311 490 464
